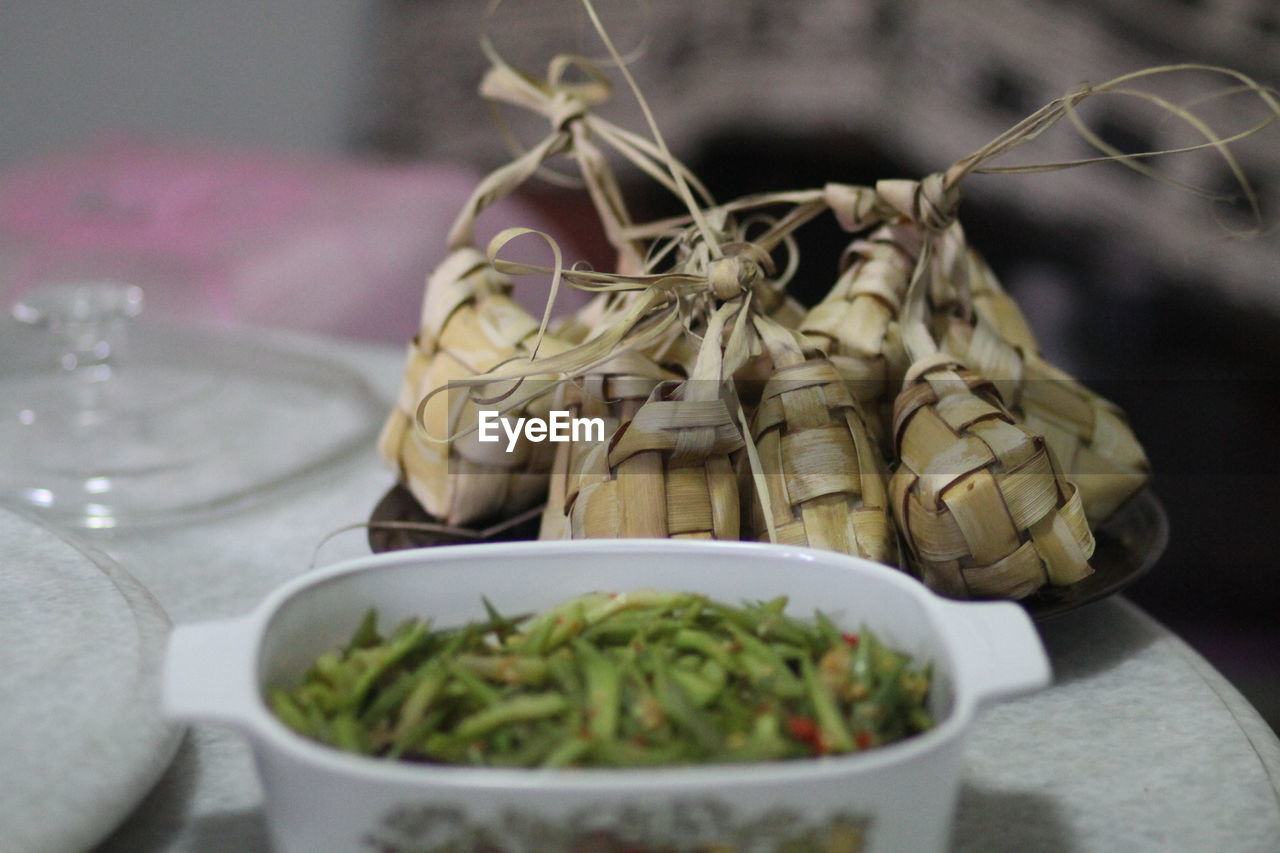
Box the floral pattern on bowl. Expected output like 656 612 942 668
363 800 869 853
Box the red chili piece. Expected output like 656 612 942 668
787 715 825 753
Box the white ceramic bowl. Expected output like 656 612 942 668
165 540 1050 853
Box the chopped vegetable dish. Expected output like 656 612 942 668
268 591 933 767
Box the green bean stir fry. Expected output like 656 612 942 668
268 590 934 767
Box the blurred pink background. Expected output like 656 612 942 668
0 140 590 343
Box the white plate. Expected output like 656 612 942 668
0 508 180 853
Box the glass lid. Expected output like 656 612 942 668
0 281 384 529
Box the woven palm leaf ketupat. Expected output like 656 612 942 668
383 240 697 532
942 319 1150 525
566 301 747 541
745 317 896 564
939 247 1151 525
375 129 581 527
889 356 1095 599
1018 355 1149 524
375 22 1280 606
757 278 808 330
877 63 1280 532
380 45 705 530
377 247 572 526
539 350 676 539
799 225 916 447
965 247 1040 355
566 380 745 540
881 172 1097 599
549 185 850 543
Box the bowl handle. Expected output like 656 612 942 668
937 600 1052 709
164 617 259 729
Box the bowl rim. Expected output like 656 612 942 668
227 539 995 788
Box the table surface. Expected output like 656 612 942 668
47 333 1277 853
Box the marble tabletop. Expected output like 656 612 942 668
40 333 1277 853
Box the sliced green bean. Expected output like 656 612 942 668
802 657 854 753
453 693 570 741
392 660 449 737
346 608 380 651
269 590 933 767
573 639 621 740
